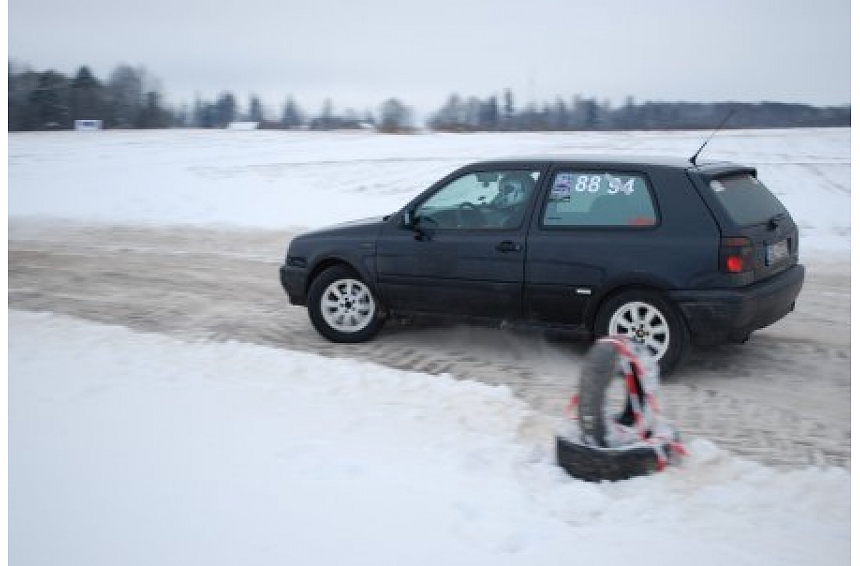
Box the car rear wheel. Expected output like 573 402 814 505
595 290 689 375
308 266 384 343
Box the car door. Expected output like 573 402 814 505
524 166 664 325
376 167 544 319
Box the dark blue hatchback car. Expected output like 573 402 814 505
280 156 804 373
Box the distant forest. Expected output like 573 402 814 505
8 62 851 133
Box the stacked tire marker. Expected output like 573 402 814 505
556 336 687 482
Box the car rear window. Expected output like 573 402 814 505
708 173 787 226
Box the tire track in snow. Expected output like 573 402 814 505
8 220 850 469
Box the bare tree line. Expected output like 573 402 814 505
8 62 850 133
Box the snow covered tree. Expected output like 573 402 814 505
214 92 237 127
248 95 265 122
193 98 216 128
69 66 105 122
428 93 465 131
312 99 335 129
478 95 499 130
502 89 515 129
136 91 171 128
9 62 40 131
106 64 144 128
378 98 411 132
280 97 303 129
28 70 70 129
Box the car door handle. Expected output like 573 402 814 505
495 240 523 253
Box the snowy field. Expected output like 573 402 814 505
8 129 852 565
9 311 850 566
8 127 851 252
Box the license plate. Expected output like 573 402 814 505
766 239 789 265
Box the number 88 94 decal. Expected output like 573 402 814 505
569 173 637 195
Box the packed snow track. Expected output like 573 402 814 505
9 220 849 469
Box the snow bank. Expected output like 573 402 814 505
7 128 850 253
9 310 849 566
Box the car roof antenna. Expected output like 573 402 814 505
689 109 735 166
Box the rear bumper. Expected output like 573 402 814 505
669 264 805 345
280 265 308 306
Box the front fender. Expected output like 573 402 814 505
306 250 381 299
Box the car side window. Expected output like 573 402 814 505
415 170 540 230
542 171 657 227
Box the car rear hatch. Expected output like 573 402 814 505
689 165 800 285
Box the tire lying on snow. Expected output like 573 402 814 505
556 339 681 483
307 265 385 343
556 437 671 483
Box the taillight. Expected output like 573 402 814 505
720 237 754 273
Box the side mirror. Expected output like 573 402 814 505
401 208 432 241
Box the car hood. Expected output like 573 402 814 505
295 215 389 239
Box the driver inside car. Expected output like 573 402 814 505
491 172 534 228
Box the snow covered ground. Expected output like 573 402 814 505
8 127 851 252
8 128 852 565
9 311 850 566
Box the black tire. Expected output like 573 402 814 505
307 265 385 343
560 340 678 482
594 289 690 375
556 436 669 482
577 340 625 448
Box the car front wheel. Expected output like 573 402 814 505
595 290 690 375
307 266 384 343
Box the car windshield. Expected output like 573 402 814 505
709 173 787 226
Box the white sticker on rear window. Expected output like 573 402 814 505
550 174 573 202
606 175 636 195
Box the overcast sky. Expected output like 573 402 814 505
8 0 852 117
